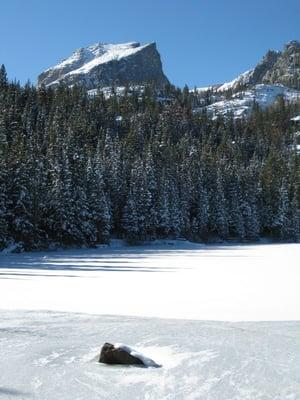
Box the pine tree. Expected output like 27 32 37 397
122 188 139 242
209 170 229 239
0 121 9 248
0 64 8 91
86 155 111 243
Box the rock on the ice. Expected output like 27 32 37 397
99 343 161 367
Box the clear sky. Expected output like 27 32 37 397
0 0 299 88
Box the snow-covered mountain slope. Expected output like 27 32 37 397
215 41 300 94
38 42 169 89
217 70 255 92
216 49 281 93
87 84 145 99
193 41 300 118
205 84 300 118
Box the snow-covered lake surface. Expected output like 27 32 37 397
0 311 300 400
1 242 300 399
0 242 299 320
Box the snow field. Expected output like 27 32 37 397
0 311 299 400
0 242 299 321
1 242 300 399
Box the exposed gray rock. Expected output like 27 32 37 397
248 50 280 86
262 41 300 89
38 42 169 89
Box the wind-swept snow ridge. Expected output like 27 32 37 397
47 42 147 76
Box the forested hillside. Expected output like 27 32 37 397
0 65 299 251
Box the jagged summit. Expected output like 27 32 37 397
194 40 300 118
217 40 300 93
38 41 169 89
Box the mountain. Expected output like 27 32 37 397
38 42 169 89
195 40 300 118
38 39 300 118
205 84 300 118
217 41 300 93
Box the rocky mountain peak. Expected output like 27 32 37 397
38 41 169 89
195 40 300 119
284 40 300 52
261 40 300 89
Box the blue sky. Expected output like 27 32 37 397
0 0 299 88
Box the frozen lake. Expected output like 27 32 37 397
1 242 300 399
0 310 299 400
0 241 299 320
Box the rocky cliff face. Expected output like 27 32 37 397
38 42 169 89
262 41 300 89
217 41 300 92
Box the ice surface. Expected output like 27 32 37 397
1 242 300 399
0 241 299 321
0 311 299 400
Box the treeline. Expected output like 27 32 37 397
0 65 299 251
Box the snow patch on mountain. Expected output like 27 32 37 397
45 42 145 74
44 42 151 86
63 43 149 77
217 70 254 92
204 84 300 118
87 85 145 99
193 84 221 93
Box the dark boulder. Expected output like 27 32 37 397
99 343 144 366
99 343 161 367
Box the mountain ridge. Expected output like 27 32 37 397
38 39 300 118
193 40 300 118
38 41 169 89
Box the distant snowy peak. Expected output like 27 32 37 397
38 41 169 89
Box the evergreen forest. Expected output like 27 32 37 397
0 65 299 251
